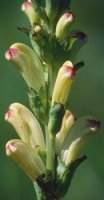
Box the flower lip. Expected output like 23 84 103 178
5 48 18 60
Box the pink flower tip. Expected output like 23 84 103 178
64 66 76 77
6 142 16 156
5 48 18 60
64 12 75 20
5 109 12 120
22 1 32 10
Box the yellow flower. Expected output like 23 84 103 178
62 117 100 165
21 1 40 25
52 60 75 106
5 103 45 150
6 139 45 180
56 110 75 154
5 43 45 92
55 11 75 41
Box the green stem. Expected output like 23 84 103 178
48 64 57 100
46 134 55 172
48 65 53 99
33 181 46 200
33 181 60 200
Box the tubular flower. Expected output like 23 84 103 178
6 139 45 180
56 110 75 154
5 103 45 150
5 43 45 92
62 117 100 165
21 1 40 25
52 60 75 106
55 11 75 42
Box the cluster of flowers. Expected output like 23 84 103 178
4 0 100 199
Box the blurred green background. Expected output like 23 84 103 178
0 0 104 199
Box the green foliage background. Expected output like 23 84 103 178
0 0 104 199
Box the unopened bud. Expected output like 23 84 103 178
55 12 75 42
48 103 65 136
21 1 40 25
52 61 75 106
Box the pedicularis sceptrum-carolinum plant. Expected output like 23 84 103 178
4 0 100 200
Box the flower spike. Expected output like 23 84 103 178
4 0 101 199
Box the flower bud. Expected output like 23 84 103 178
52 61 75 106
62 117 100 165
6 139 45 180
56 110 75 154
21 1 40 25
5 43 45 92
55 12 75 42
5 103 45 150
48 103 65 136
